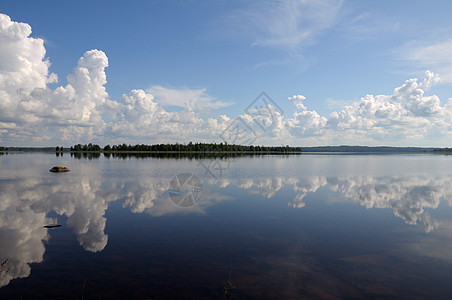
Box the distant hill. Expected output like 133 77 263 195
3 147 57 151
432 148 452 153
300 146 435 153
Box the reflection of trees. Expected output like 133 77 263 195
70 152 101 159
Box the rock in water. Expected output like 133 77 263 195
49 166 70 172
43 224 62 228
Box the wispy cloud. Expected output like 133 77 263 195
222 0 344 50
396 39 452 82
338 10 400 40
325 97 357 110
209 0 343 70
148 85 233 111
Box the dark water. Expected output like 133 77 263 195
1 153 452 299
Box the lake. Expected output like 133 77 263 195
1 152 452 299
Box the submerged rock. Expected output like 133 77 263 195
49 166 70 172
43 224 62 228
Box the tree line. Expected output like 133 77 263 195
70 143 102 151
70 142 302 153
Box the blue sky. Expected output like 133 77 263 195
1 0 452 147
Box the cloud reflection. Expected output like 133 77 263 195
0 169 234 287
1 160 451 287
328 176 444 232
0 206 49 287
215 175 449 233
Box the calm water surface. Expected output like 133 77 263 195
1 153 452 299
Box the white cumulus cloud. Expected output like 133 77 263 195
281 71 452 146
1 12 452 147
0 13 115 144
0 13 234 146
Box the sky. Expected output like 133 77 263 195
1 0 452 147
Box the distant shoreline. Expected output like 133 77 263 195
0 148 447 154
1 143 449 154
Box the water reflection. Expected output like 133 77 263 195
0 199 49 287
209 174 446 232
1 155 452 289
70 152 101 159
0 169 234 287
327 176 444 232
286 176 441 232
69 152 267 160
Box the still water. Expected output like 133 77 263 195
1 152 452 299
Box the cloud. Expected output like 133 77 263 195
220 0 343 50
0 13 55 125
288 94 307 110
0 14 56 94
109 89 235 142
0 15 115 144
396 39 452 83
1 12 452 147
148 85 233 111
203 71 452 146
17 50 112 126
0 13 233 146
325 97 356 110
279 71 452 146
211 0 343 70
339 10 400 40
288 110 327 137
